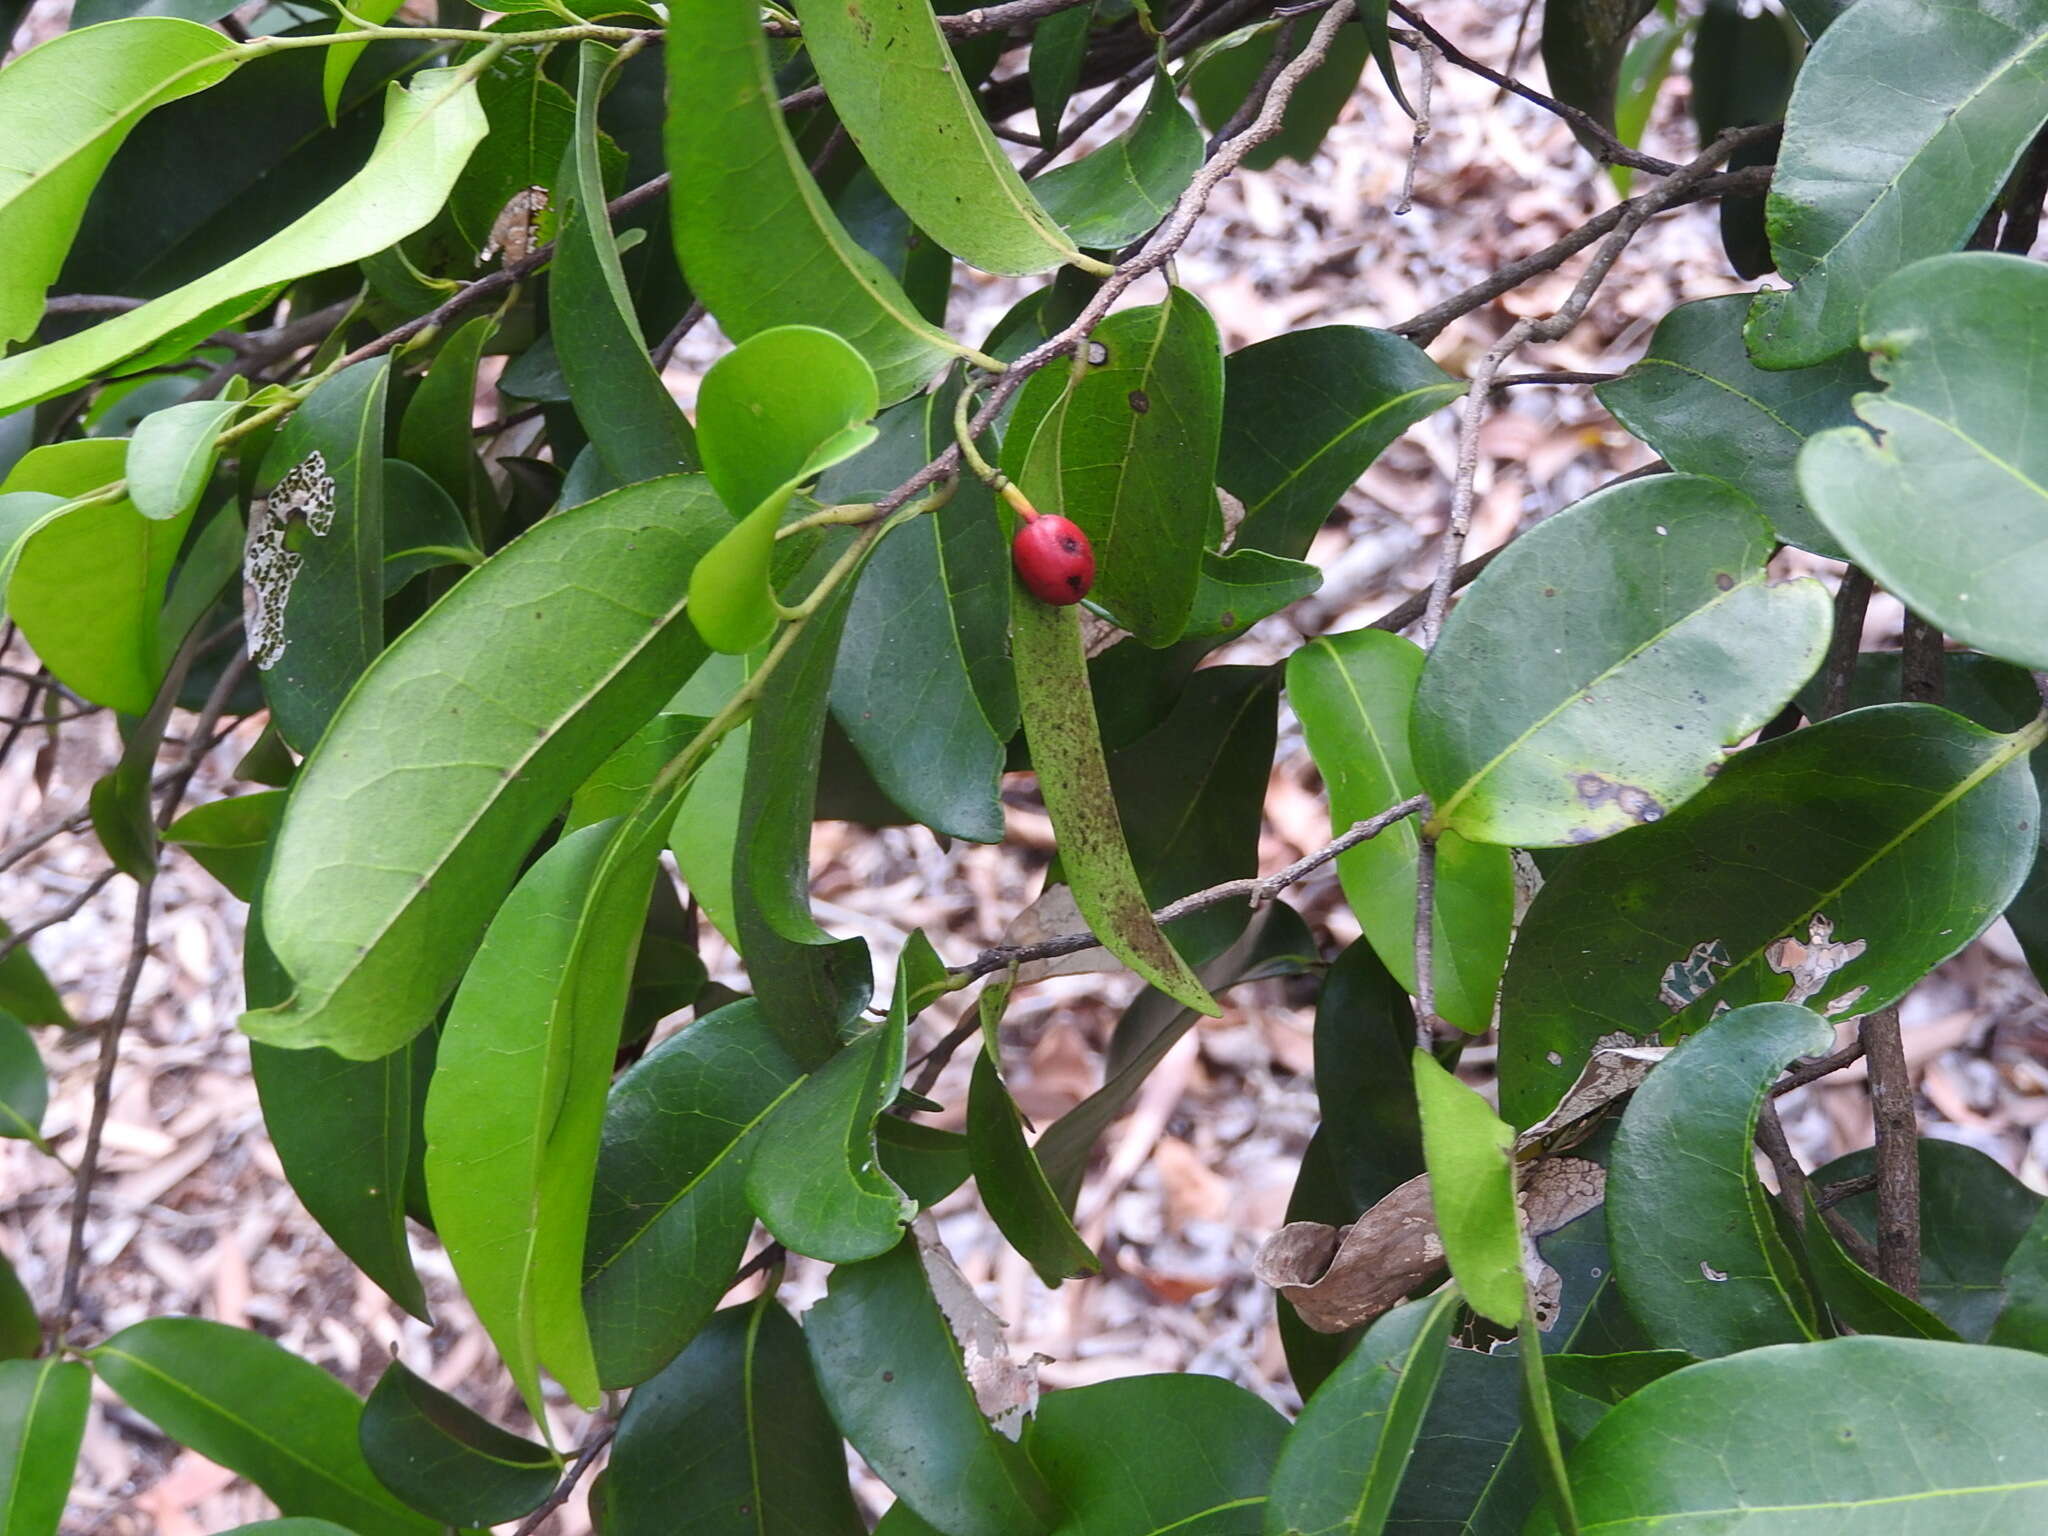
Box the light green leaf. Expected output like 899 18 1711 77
0 16 239 346
1414 475 1832 847
1288 629 1514 1032
0 66 487 412
163 791 284 902
0 1359 89 1536
322 0 403 124
242 477 728 1060
1412 1051 1522 1327
1033 71 1202 250
125 394 242 523
667 0 962 403
1746 0 2048 369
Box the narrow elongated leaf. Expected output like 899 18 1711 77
322 0 404 123
126 394 242 523
807 1240 1055 1536
1264 1288 1461 1536
583 999 804 1386
1003 289 1222 645
0 1014 44 1142
791 0 1086 274
0 1359 88 1536
1596 295 1867 556
1498 705 2043 1125
1033 72 1202 249
1288 629 1514 1032
1012 595 1217 1014
1411 1053 1522 1327
1030 2 1093 143
1802 252 2048 668
1189 20 1370 170
0 67 487 412
242 477 727 1059
359 1360 557 1525
93 1319 435 1536
1799 1187 1960 1341
609 1298 865 1535
1531 1337 2048 1534
1220 327 1458 561
1313 939 1425 1214
554 44 697 488
0 17 239 345
968 1051 1098 1286
1413 475 1832 847
1608 1002 1830 1356
667 0 961 403
398 315 495 535
1992 1200 2048 1355
1540 0 1658 140
1746 0 2048 368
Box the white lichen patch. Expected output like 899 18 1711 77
244 451 337 670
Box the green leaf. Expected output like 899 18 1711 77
3 437 196 714
1012 595 1217 1014
1747 0 2048 368
252 358 390 751
1184 547 1322 640
1539 0 1657 140
1607 15 1687 193
667 0 963 403
125 394 243 523
968 1050 1098 1286
0 1359 89 1536
1608 1001 1830 1356
1413 475 1833 847
806 1240 1056 1536
322 0 403 124
398 315 498 534
1799 1186 1961 1341
1313 939 1425 1213
0 1249 35 1360
1219 326 1459 561
449 50 573 261
583 999 804 1386
0 922 66 1028
1596 295 1867 556
554 44 698 488
242 476 727 1059
688 326 879 655
609 1297 865 1535
1189 19 1370 171
1003 288 1222 646
0 16 239 345
0 66 487 412
1288 629 1514 1032
1411 1052 1522 1328
790 0 1087 274
92 1319 435 1536
1801 251 2048 668
381 459 481 598
1499 705 2044 1125
0 1013 47 1143
1530 1337 2048 1534
358 1360 557 1526
1033 72 1202 250
1030 1 1094 144
668 659 751 946
1992 1199 2048 1355
1264 1288 1462 1536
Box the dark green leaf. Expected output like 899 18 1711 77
1991 1199 2048 1354
879 1115 973 1208
1497 705 2043 1126
164 789 285 902
1608 1001 1830 1355
968 1051 1099 1286
0 1359 88 1536
1539 0 1658 140
1185 547 1322 639
1747 0 2048 368
0 1252 35 1360
584 999 804 1386
1030 2 1094 144
381 459 480 599
359 1360 557 1526
1596 295 1866 555
0 922 66 1029
93 1319 435 1536
1413 475 1832 847
1189 20 1370 171
1314 940 1424 1213
1033 72 1202 249
609 1297 865 1535
397 314 498 537
1801 252 2048 667
1800 1187 1960 1341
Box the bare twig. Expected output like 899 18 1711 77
1367 547 1503 635
1394 32 1435 215
1410 825 1440 1040
1816 1172 1878 1211
1771 1037 1867 1096
512 1419 617 1536
0 870 120 969
1754 1099 1808 1232
1899 613 1946 705
1861 1004 1920 1297
1817 568 1874 721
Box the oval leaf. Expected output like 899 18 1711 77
0 1358 88 1536
1032 71 1202 250
967 1050 1099 1287
125 394 242 522
1412 1052 1522 1328
358 1360 558 1526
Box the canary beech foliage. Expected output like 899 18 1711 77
6 1 2048 1531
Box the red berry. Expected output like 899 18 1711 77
1012 512 1096 605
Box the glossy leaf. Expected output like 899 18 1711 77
667 0 961 402
0 1359 89 1536
1033 72 1202 250
1189 20 1370 171
1596 295 1867 556
806 1240 1056 1536
1412 1052 1522 1327
689 326 879 654
1185 547 1322 639
1540 0 1657 139
93 1319 435 1536
0 17 239 346
359 1360 557 1526
0 67 487 413
1609 1002 1829 1356
1030 1 1093 143
792 0 1086 274
1800 1186 1960 1341
554 44 698 489
1264 1288 1461 1536
1531 1337 2048 1533
668 654 751 945
584 999 804 1386
1413 475 1832 847
381 459 480 599
1802 252 2048 668
1220 326 1458 561
1313 939 1425 1214
321 0 403 124
1003 289 1222 646
242 477 727 1059
609 1297 865 1535
1012 594 1217 1015
968 1050 1098 1286
125 394 242 523
0 1013 46 1143
4 437 196 715
1747 0 2048 368
1288 629 1514 1032
0 921 66 1028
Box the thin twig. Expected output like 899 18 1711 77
0 871 120 968
650 302 708 372
1817 568 1874 721
1754 1099 1808 1232
1816 1172 1878 1211
1771 1037 1867 1096
1367 546 1504 635
1899 613 1946 705
1410 825 1440 1040
1861 1004 1920 1297
513 1419 617 1536
1394 33 1435 215
1493 369 1619 388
